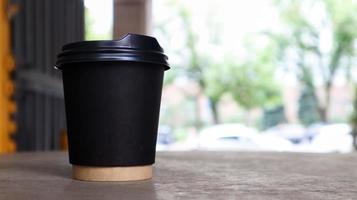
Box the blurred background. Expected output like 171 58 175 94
1 0 357 154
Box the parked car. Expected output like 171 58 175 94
310 123 353 153
304 123 326 142
198 124 293 151
156 125 174 151
263 124 306 144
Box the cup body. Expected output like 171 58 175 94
56 34 169 180
62 61 164 167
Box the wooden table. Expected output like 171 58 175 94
0 151 356 199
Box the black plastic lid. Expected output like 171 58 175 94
56 34 169 70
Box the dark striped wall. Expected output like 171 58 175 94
10 0 84 151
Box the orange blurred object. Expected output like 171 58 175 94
60 129 68 150
0 0 17 153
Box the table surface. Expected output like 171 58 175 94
0 151 357 200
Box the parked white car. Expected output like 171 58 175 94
309 124 353 153
305 123 326 141
263 124 306 144
199 124 293 151
156 125 174 151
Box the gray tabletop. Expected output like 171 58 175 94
0 151 356 200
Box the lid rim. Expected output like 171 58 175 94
56 34 169 70
59 48 166 55
56 57 170 70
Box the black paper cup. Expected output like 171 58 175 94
56 34 169 181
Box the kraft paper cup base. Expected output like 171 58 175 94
72 165 152 182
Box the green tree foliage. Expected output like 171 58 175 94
157 0 282 126
203 61 229 124
273 0 357 122
176 4 205 128
230 48 281 110
298 88 320 125
180 2 282 122
203 42 282 126
263 106 286 129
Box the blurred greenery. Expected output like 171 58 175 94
298 88 320 125
272 0 357 122
263 106 286 129
227 44 281 110
153 0 357 149
157 0 281 129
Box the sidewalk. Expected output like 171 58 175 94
0 151 356 199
